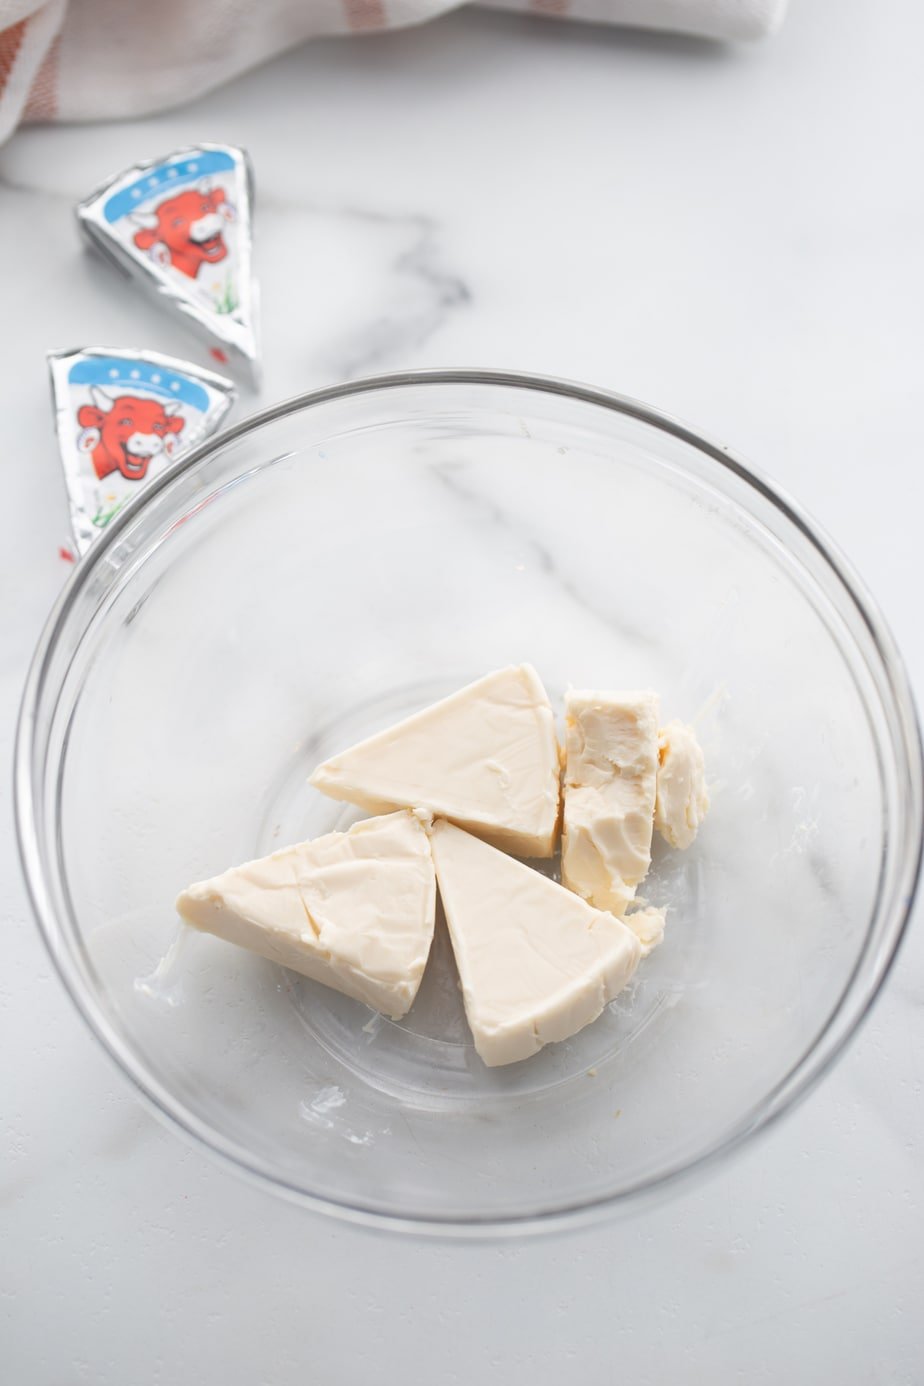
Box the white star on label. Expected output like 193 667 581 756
109 369 119 378
151 374 161 384
130 370 140 379
170 381 181 391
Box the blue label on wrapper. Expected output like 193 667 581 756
67 356 211 413
102 150 237 224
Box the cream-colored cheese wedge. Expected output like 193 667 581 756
310 665 561 858
561 690 660 916
175 811 435 1019
430 820 641 1067
655 720 709 850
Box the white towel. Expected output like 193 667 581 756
0 0 790 145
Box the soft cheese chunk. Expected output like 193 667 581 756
430 820 641 1067
310 665 561 858
655 720 709 850
175 811 436 1019
561 690 660 916
623 905 667 958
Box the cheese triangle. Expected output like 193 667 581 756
310 665 561 858
175 811 435 1019
430 820 641 1067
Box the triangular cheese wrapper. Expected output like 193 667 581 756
49 347 235 554
430 821 641 1066
310 666 561 858
175 811 436 1020
77 145 260 382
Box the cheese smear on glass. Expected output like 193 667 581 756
561 690 660 916
655 720 709 850
175 810 435 1019
310 664 561 858
430 820 641 1067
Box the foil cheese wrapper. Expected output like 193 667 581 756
76 144 260 383
49 347 236 555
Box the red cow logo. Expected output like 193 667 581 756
130 177 235 279
77 387 185 482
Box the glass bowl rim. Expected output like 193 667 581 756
15 368 924 1237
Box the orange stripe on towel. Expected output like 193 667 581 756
24 32 59 121
529 0 572 15
0 19 27 97
343 0 387 30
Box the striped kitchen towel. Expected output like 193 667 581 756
0 0 790 146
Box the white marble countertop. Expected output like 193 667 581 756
2 2 922 1380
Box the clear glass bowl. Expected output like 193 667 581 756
16 371 922 1235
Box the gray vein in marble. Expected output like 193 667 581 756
259 194 470 378
429 459 660 651
339 240 467 378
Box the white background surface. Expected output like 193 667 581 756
2 1 922 1380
